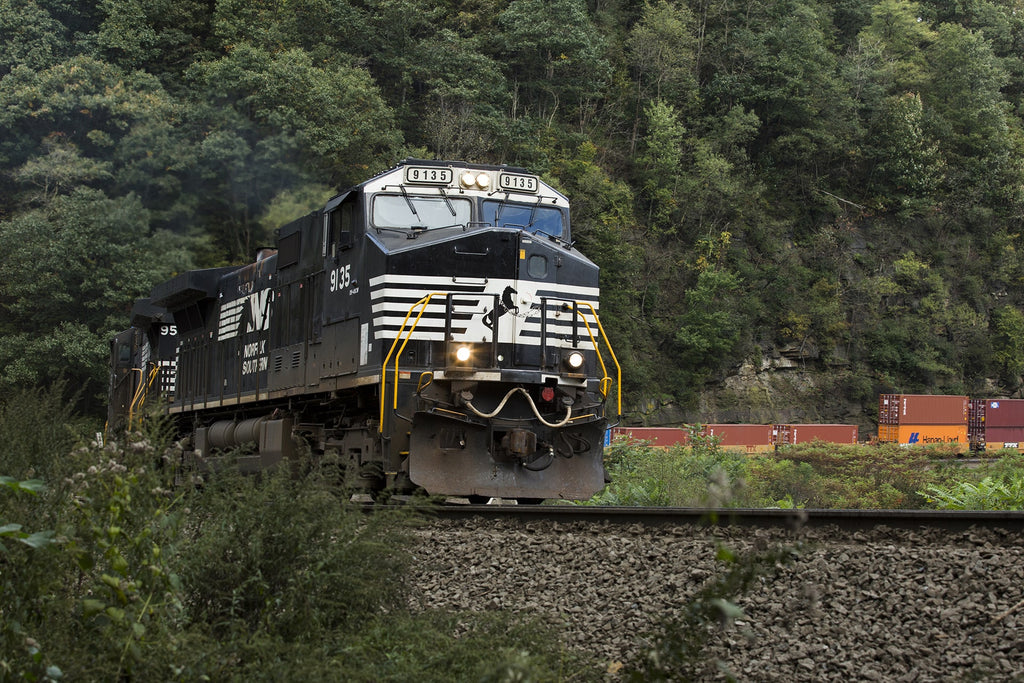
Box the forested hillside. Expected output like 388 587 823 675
2 0 1024 423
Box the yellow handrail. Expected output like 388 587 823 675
574 302 622 418
127 363 162 428
379 293 447 432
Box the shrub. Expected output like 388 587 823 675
921 475 1024 510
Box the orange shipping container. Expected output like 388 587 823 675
877 423 968 451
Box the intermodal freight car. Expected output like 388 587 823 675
610 423 858 452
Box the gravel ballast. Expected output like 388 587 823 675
407 517 1024 681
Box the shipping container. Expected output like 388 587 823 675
702 424 774 453
976 398 1024 427
967 398 1024 449
876 423 968 451
610 427 689 448
878 394 968 425
773 424 859 446
981 426 1024 443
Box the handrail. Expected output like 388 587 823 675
574 302 622 418
127 363 162 429
379 293 448 432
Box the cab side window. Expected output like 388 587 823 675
326 201 356 259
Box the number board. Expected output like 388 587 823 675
498 173 539 193
404 166 453 185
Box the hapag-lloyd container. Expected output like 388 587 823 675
878 394 968 425
772 424 859 445
877 423 968 451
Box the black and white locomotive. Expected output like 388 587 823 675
109 159 619 501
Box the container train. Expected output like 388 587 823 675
108 159 620 502
612 394 1024 454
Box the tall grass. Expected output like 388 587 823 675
0 389 594 681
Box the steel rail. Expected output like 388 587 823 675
413 504 1024 532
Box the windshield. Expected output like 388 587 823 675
482 200 565 238
372 195 472 229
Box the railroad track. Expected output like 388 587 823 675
407 502 1024 681
421 502 1024 532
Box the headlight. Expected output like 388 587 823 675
566 351 585 370
454 346 472 363
459 171 491 190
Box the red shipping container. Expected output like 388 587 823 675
702 424 774 452
773 424 859 445
878 394 968 425
982 426 1024 443
611 427 689 448
977 399 1024 428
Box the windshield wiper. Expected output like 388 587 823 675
438 188 457 217
526 196 540 228
399 185 419 219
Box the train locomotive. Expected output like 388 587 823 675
109 159 620 501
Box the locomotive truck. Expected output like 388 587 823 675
109 159 619 501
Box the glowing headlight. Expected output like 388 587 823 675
475 172 490 189
460 171 476 188
455 346 472 363
566 351 585 369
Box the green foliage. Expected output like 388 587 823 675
592 439 1018 511
181 466 411 641
0 189 193 408
495 0 610 121
592 433 750 507
672 266 746 387
991 305 1024 388
0 390 599 680
921 475 1024 510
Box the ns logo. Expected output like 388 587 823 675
241 289 273 333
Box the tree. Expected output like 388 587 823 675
867 92 943 212
857 0 937 94
991 305 1024 389
495 0 610 123
0 189 193 408
626 1 699 119
0 56 191 224
0 0 73 76
925 22 1022 213
673 266 746 387
184 44 402 257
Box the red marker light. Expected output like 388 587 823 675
541 387 555 402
